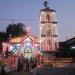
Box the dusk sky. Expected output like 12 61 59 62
0 0 75 41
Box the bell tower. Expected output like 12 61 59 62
39 0 58 51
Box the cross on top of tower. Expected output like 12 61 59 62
41 0 55 12
44 0 49 8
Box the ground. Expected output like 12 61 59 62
7 71 33 75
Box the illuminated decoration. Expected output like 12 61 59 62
1 2 57 58
2 43 9 53
11 37 21 43
53 24 56 27
9 44 20 54
25 38 31 42
40 16 42 20
24 46 32 53
46 14 51 22
9 45 13 51
23 46 32 58
6 32 41 59
27 27 31 35
27 27 30 32
40 27 43 31
47 40 52 50
71 46 75 50
40 0 58 51
47 25 51 36
35 43 39 47
21 38 33 52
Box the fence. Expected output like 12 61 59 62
42 57 73 66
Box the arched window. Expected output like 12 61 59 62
47 40 52 50
46 26 51 36
46 14 51 22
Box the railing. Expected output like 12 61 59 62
42 57 73 66
0 55 17 67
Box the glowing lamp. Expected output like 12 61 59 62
26 38 31 42
40 16 42 20
35 44 38 47
2 43 6 46
26 42 30 46
40 39 43 43
40 27 42 30
53 24 56 27
41 11 45 14
27 27 30 33
9 46 13 51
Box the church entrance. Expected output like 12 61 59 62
24 52 32 59
23 46 32 59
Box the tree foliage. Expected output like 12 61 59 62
6 23 27 38
0 31 7 42
56 47 75 58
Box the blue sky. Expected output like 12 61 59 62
0 0 75 41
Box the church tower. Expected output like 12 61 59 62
39 0 58 51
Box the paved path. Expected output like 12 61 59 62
7 70 33 75
31 67 75 75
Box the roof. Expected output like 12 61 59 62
65 37 75 45
20 35 33 43
40 7 56 12
42 51 56 54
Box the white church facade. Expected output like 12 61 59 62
2 0 59 59
39 0 59 51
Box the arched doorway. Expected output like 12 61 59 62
23 46 32 59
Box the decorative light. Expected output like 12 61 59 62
9 46 13 51
38 50 41 54
54 37 57 40
2 43 6 46
40 27 42 30
40 39 43 43
52 12 55 15
27 26 30 33
47 27 49 30
35 44 39 47
17 44 20 46
26 42 30 46
41 24 44 27
26 38 31 42
41 11 45 14
71 46 75 49
53 24 56 27
40 16 42 20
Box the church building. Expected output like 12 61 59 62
39 0 58 51
2 0 59 59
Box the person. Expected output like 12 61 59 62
17 57 22 71
25 58 29 71
1 65 6 75
20 55 24 70
30 57 33 69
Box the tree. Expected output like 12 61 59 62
0 31 7 42
6 23 27 38
0 31 8 53
56 46 75 58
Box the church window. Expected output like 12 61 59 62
46 14 51 22
46 26 51 36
